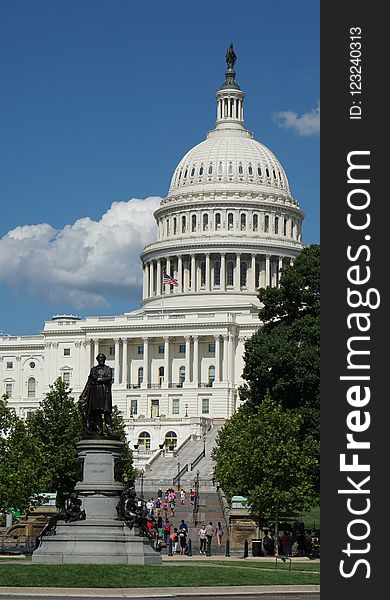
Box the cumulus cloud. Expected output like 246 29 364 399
274 102 320 136
0 196 162 309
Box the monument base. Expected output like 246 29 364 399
32 438 161 565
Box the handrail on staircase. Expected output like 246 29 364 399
190 446 205 471
172 463 189 485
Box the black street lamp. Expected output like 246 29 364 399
177 461 181 491
185 403 188 417
140 468 144 499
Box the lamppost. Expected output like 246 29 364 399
177 461 181 491
194 469 200 513
185 403 188 417
140 468 144 499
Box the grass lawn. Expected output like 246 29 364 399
0 564 320 588
185 559 320 574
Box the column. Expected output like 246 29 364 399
192 335 199 385
165 258 171 294
185 336 191 383
215 334 221 383
142 337 149 387
122 338 128 385
75 341 82 387
156 259 162 296
228 333 235 385
205 253 211 291
251 254 256 291
146 263 150 297
84 340 91 380
164 336 170 387
149 261 154 296
271 258 277 287
222 335 228 382
143 264 148 299
278 256 283 287
114 338 120 384
265 254 271 288
92 339 99 362
190 254 196 292
235 253 241 290
220 253 226 291
290 257 294 266
178 255 183 293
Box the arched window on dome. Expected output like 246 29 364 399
248 163 253 176
257 165 262 177
217 162 223 175
273 169 277 179
240 213 247 231
255 261 261 289
208 365 215 385
279 170 283 182
184 168 188 179
178 169 182 181
253 213 259 232
208 164 213 175
200 260 206 287
166 219 170 236
203 213 209 231
138 431 151 451
291 219 295 238
275 216 279 235
158 366 164 387
191 166 195 177
215 212 221 230
28 377 36 398
266 167 270 178
199 164 204 176
192 214 197 232
264 215 269 233
240 261 248 288
213 260 221 286
173 217 177 235
179 366 185 386
228 161 233 175
227 261 234 287
238 162 244 175
228 213 234 230
283 218 287 236
182 215 187 233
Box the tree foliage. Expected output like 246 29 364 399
111 405 136 481
240 245 320 434
212 394 319 535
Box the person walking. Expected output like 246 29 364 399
205 521 215 553
169 498 175 517
216 521 224 547
198 524 207 554
170 527 179 553
179 527 188 555
180 489 186 504
190 487 196 506
179 518 188 533
164 519 171 544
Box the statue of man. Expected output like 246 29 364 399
79 353 114 436
226 43 237 69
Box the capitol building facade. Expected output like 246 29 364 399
0 51 304 466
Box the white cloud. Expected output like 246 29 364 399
0 196 162 309
274 102 320 136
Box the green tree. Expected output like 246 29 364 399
212 394 319 543
27 378 82 507
0 395 44 517
240 244 320 434
111 405 136 482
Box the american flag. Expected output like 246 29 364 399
163 272 179 286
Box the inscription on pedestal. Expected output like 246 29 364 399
85 456 113 481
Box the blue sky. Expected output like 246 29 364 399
0 0 319 335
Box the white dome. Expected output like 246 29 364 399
168 132 290 198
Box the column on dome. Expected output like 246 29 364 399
149 261 155 296
228 333 235 385
278 256 283 287
114 338 120 384
196 256 201 290
290 257 295 266
235 254 241 290
205 253 211 291
222 335 228 382
122 338 128 385
215 334 221 383
156 259 162 296
143 263 148 299
164 336 170 387
165 258 171 294
185 336 191 383
192 335 199 385
142 337 149 387
178 255 183 293
271 258 278 287
183 257 189 292
251 254 256 291
146 263 150 297
265 255 271 288
191 254 196 292
220 253 226 291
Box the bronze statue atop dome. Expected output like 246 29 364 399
226 44 237 70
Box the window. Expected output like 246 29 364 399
63 348 70 356
63 372 70 385
255 262 260 289
291 220 295 238
200 260 206 286
29 361 36 369
238 162 244 175
182 215 187 233
191 214 197 232
228 161 233 175
248 163 253 176
179 366 185 385
138 367 144 386
208 343 215 354
208 164 213 175
217 162 223 175
215 212 221 230
240 262 248 287
26 410 35 420
109 346 115 356
266 167 270 178
6 362 13 369
26 377 36 398
172 399 180 415
228 213 234 230
158 366 164 386
240 213 246 230
179 344 186 354
158 345 164 354
203 213 209 231
208 365 215 385
273 169 277 179
275 216 279 234
253 214 258 231
227 261 234 286
213 260 221 286
165 430 178 448
257 165 262 176
130 398 138 416
138 431 151 451
264 215 269 233
202 398 210 414
111 368 115 383
284 218 287 236
5 383 13 397
137 345 144 355
191 167 195 177
199 164 204 176
173 217 177 234
184 168 188 179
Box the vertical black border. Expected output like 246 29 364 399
321 1 387 595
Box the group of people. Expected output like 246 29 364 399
262 528 319 558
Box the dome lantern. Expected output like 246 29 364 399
215 44 246 132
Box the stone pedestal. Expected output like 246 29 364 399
32 438 161 565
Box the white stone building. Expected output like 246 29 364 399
0 52 304 467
